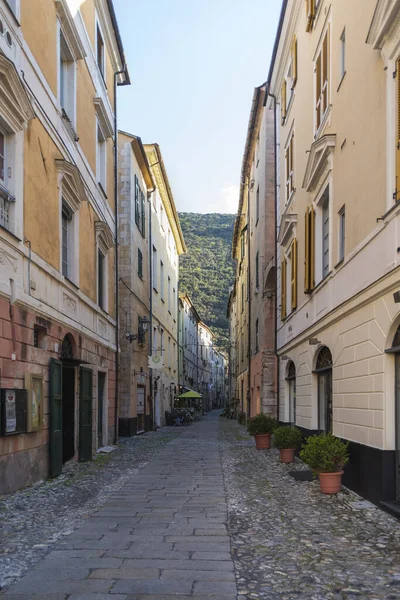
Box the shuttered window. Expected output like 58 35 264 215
141 190 146 237
281 258 287 321
285 131 295 202
315 26 330 133
306 0 315 32
322 199 329 278
291 239 298 310
304 207 315 293
135 174 140 227
281 80 287 124
396 58 400 202
292 35 298 88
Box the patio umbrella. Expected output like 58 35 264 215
176 390 203 399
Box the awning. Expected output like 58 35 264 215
177 390 203 399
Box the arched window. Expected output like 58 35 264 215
286 360 296 424
61 334 74 360
314 346 333 432
392 325 400 349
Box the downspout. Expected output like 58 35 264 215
267 87 279 423
246 178 251 419
113 67 129 445
24 239 31 296
148 190 154 429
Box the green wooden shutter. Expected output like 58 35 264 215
141 191 146 237
79 367 93 462
50 358 63 478
135 175 140 227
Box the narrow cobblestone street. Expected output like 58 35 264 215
2 413 400 599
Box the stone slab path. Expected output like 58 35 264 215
1 412 238 600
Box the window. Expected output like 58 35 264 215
256 186 259 224
96 24 105 78
290 239 298 310
240 230 246 259
160 329 164 357
138 248 143 278
285 131 295 202
281 258 287 320
134 176 146 237
153 327 157 353
135 175 140 228
0 130 5 184
98 250 105 310
286 361 296 424
59 30 75 123
97 123 106 191
304 206 315 293
338 206 345 262
322 196 329 278
173 287 176 319
255 252 259 290
160 261 164 300
315 27 330 132
141 191 146 237
168 336 171 369
340 29 346 81
255 319 259 353
61 202 72 277
168 276 171 312
152 246 158 290
241 283 244 313
281 36 297 124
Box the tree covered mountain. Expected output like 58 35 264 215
178 213 236 351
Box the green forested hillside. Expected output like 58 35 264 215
178 213 236 351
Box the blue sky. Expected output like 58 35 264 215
114 0 282 214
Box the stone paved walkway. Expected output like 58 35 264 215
3 414 400 599
220 418 400 600
1 412 237 599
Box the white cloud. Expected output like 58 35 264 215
207 183 239 214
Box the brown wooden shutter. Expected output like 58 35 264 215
291 239 298 310
396 58 400 201
304 207 310 292
281 81 287 123
310 206 315 290
281 258 287 320
292 35 298 88
290 133 294 193
306 0 315 32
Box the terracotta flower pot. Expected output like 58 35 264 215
279 448 296 463
318 471 344 494
254 433 271 450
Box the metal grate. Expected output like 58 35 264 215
0 196 10 230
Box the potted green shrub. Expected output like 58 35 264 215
300 433 349 494
273 426 303 463
247 413 277 449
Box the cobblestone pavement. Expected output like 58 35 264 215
1 412 238 599
0 427 184 591
220 418 400 600
3 414 400 599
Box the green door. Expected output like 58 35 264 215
50 358 63 477
79 367 93 462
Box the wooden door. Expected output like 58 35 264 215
79 367 93 462
50 358 63 477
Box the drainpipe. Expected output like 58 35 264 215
24 238 31 296
113 67 130 445
246 178 252 419
267 87 279 423
148 190 154 429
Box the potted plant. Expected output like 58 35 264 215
300 433 349 494
273 426 303 463
247 413 277 450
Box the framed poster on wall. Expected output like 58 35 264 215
25 374 44 432
0 389 27 436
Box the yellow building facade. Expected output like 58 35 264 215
0 0 128 493
269 0 400 507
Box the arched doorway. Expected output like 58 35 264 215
286 361 296 424
314 346 333 432
61 334 76 463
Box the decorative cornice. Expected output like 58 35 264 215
366 0 400 49
94 97 113 138
302 134 336 192
55 0 86 59
278 213 297 246
0 50 35 131
55 159 87 210
95 220 114 253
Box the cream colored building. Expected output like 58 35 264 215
118 132 154 435
145 143 186 426
269 0 400 507
0 0 129 493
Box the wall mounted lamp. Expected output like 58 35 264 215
126 316 151 344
